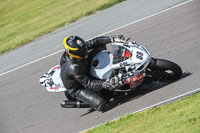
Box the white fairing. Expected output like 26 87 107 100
90 50 113 79
90 42 151 80
40 65 66 92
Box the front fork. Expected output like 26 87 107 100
144 58 158 83
147 57 156 69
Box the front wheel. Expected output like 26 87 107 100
148 59 182 82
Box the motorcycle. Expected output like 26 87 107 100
40 37 182 109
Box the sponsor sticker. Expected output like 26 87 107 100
76 40 83 46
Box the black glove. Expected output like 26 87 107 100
102 76 120 91
111 35 126 43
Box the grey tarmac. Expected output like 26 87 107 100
0 0 200 133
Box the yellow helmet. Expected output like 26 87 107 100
63 36 88 59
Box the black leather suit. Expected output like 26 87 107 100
60 36 112 111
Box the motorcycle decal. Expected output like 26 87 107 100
52 65 61 70
136 51 143 60
124 72 145 88
120 61 129 67
76 40 83 46
50 87 58 90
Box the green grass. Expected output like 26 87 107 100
0 0 125 54
86 92 200 133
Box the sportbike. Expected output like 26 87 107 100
40 37 182 108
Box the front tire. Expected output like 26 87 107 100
149 59 182 82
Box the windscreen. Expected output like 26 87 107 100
112 45 132 64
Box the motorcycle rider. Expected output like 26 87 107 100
60 35 123 111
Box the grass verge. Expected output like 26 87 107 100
0 0 126 54
86 92 200 133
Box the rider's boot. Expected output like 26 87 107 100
75 89 107 111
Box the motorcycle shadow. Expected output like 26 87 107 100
81 72 192 116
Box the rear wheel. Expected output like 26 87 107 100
148 59 182 82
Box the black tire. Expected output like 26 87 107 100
151 59 182 82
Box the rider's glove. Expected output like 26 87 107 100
111 35 126 43
102 76 120 91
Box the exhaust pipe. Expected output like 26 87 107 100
60 100 90 108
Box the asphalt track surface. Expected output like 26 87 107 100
0 0 200 133
0 0 190 75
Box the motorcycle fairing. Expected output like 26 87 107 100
40 65 66 92
90 42 151 78
90 50 113 79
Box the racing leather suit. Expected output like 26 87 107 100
60 36 112 111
